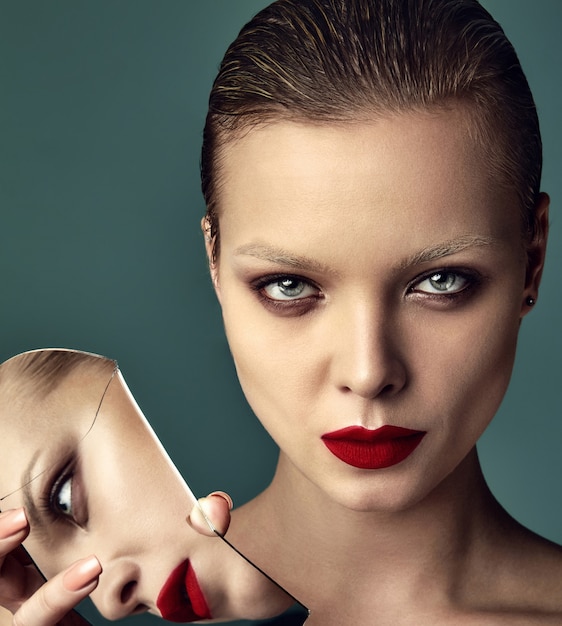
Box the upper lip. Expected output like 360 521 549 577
321 425 425 442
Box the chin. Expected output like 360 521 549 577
321 458 460 516
315 474 429 515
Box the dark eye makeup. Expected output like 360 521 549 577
39 455 87 528
250 273 323 315
249 266 483 315
407 267 483 303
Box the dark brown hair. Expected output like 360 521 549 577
201 0 542 260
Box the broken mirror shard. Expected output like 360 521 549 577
0 349 308 625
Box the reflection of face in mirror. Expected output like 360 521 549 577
0 349 305 624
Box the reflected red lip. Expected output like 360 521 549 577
156 559 212 622
321 425 426 469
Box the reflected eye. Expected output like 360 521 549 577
43 464 87 527
413 271 469 295
262 277 318 301
53 476 73 516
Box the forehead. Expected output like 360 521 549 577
218 110 520 257
0 366 111 500
223 110 480 196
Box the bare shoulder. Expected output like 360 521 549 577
495 524 562 616
441 531 562 625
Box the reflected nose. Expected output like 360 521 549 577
331 299 407 399
91 558 148 620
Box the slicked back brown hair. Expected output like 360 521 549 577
201 0 542 261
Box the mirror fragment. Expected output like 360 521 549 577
0 349 307 624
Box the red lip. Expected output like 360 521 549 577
156 560 212 622
321 425 426 469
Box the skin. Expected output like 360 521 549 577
0 361 288 624
0 108 557 625
207 108 562 624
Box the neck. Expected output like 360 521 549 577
237 447 513 611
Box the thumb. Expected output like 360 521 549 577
188 492 233 537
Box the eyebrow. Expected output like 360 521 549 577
234 236 498 275
400 235 499 268
21 445 77 540
233 243 337 275
20 450 47 533
0 447 47 530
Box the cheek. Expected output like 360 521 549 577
420 304 521 438
225 321 303 406
87 430 187 521
222 303 319 443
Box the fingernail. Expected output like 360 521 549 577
63 556 102 592
209 491 233 510
0 508 27 538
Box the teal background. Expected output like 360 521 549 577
1 1 560 624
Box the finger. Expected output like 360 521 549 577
0 546 46 614
12 556 101 626
188 492 233 537
0 509 34 612
0 509 29 553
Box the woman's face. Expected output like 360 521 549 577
210 109 547 513
0 361 218 621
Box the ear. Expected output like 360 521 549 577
521 192 549 316
201 216 221 302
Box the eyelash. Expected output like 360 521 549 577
39 459 82 526
407 268 481 302
250 274 323 315
250 268 480 313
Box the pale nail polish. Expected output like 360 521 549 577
209 491 234 510
0 508 27 539
63 556 102 592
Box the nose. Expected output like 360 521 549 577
90 558 148 619
329 298 407 399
